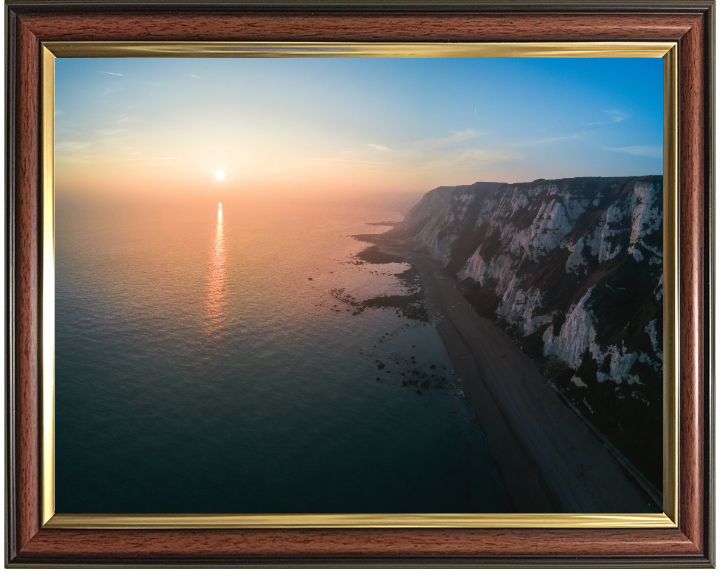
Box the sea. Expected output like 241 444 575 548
55 196 507 513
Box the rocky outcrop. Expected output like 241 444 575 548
391 176 664 488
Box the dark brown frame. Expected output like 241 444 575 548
5 0 715 566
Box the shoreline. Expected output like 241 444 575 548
355 234 659 513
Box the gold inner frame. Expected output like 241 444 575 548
41 41 679 529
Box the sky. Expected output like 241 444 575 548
55 57 663 202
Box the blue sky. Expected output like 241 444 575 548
55 57 663 200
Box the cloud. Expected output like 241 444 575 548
414 129 483 149
515 133 582 146
98 71 123 77
94 128 125 136
302 156 389 167
605 109 630 122
122 157 178 162
585 109 630 126
190 74 200 79
56 141 90 153
423 148 523 170
602 145 663 159
368 144 392 152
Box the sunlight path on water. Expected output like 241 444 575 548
205 202 227 336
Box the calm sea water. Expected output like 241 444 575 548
55 197 507 513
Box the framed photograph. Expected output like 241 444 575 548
5 0 714 567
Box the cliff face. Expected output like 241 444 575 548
394 176 664 487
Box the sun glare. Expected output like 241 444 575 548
215 170 225 181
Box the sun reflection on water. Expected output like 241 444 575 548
204 202 227 335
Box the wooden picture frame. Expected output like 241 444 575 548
5 0 714 566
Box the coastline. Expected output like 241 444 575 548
354 233 659 513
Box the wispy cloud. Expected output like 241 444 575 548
361 130 514 173
94 128 125 136
585 109 630 126
58 152 179 165
515 133 582 146
304 156 389 166
120 157 178 162
414 129 483 149
56 141 90 153
190 74 200 79
291 156 391 173
98 71 123 77
605 109 630 122
304 156 389 165
423 148 523 170
602 145 662 159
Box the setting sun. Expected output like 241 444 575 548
215 169 225 181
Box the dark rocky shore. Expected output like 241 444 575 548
345 231 659 513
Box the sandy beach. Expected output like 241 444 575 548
353 231 660 513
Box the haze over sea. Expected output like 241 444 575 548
55 197 507 513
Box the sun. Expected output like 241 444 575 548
214 169 225 181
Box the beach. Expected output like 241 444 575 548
357 235 659 513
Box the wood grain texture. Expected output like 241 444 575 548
677 12 707 555
14 527 704 564
702 3 715 561
5 3 714 567
5 9 19 560
17 12 695 42
13 14 41 556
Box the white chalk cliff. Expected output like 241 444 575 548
392 176 664 483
